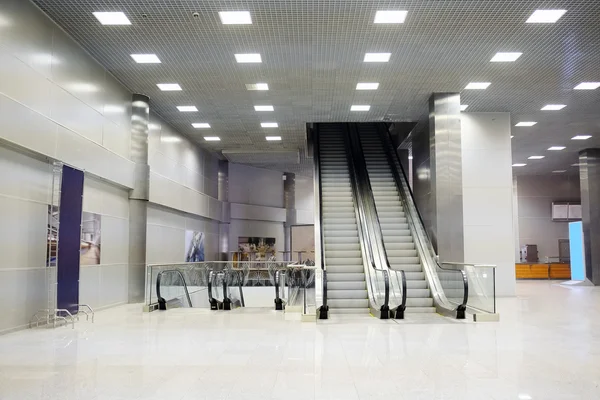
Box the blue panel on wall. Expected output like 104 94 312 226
569 221 586 281
56 165 84 314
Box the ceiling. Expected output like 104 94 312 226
32 0 600 177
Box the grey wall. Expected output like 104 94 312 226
294 175 314 225
411 124 434 243
514 175 580 262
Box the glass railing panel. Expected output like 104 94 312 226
464 264 496 314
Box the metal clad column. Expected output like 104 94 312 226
128 94 150 302
218 160 230 261
429 93 464 262
579 149 600 285
284 173 296 262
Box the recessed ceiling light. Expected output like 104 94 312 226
160 137 181 143
157 83 182 91
177 106 198 112
515 121 537 127
192 123 211 128
574 82 600 90
572 163 581 167
246 83 269 91
511 136 514 138
541 104 566 111
374 10 408 24
351 105 371 111
548 146 566 151
204 136 221 141
131 54 161 63
528 156 545 160
364 53 391 62
266 136 282 141
513 163 527 167
235 53 262 63
254 105 274 111
518 395 533 400
356 82 379 90
465 82 491 90
490 52 522 62
572 135 592 140
526 10 567 24
261 122 278 128
460 105 469 111
553 170 567 173
93 12 131 25
218 11 252 25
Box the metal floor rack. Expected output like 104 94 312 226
30 304 95 329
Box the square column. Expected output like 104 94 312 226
579 149 600 285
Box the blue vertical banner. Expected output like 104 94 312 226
56 165 84 314
569 221 586 281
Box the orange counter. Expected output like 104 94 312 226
515 263 571 280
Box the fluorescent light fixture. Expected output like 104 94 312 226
364 53 391 62
131 54 161 63
574 82 600 90
518 395 533 400
541 104 566 110
235 53 262 63
265 136 282 141
351 105 370 111
374 10 408 24
245 83 269 91
408 156 413 160
356 82 379 90
512 163 527 167
160 137 181 143
460 105 469 111
548 146 566 151
177 106 198 112
219 11 252 25
204 136 221 141
93 12 131 25
511 136 514 138
157 83 182 91
192 123 211 128
526 10 566 23
261 122 278 128
490 52 522 62
528 156 545 160
465 82 491 90
515 121 537 127
553 170 567 173
572 135 592 140
572 163 581 167
254 105 274 111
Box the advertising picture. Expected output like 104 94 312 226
80 212 101 265
237 237 276 261
185 230 205 262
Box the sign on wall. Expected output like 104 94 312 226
185 230 205 262
80 212 101 265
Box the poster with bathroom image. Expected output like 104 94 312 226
185 230 205 262
80 212 101 265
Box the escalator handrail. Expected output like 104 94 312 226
313 125 328 312
349 124 407 314
156 269 193 308
342 124 390 311
377 124 469 312
208 269 216 304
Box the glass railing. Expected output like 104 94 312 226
442 262 496 314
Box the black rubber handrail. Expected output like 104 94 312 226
313 125 328 319
156 269 192 310
349 124 407 318
341 124 391 317
378 124 468 318
274 270 285 310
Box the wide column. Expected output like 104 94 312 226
579 149 600 285
428 93 464 262
284 173 296 262
128 94 150 302
218 160 230 261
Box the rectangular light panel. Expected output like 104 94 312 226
254 105 274 111
177 106 198 112
204 136 221 141
548 146 566 151
356 82 379 90
465 82 491 90
490 52 522 62
261 122 278 128
131 54 161 63
93 12 131 25
572 135 592 140
526 9 567 23
351 105 370 111
541 104 566 110
574 82 600 90
157 83 181 91
246 83 269 91
460 105 469 111
192 123 211 128
219 11 252 25
364 53 391 62
553 170 567 173
265 136 282 141
528 156 545 160
512 164 527 167
515 121 537 127
235 53 262 63
374 10 408 24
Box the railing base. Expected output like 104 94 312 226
394 306 406 320
274 298 285 311
318 305 329 320
456 305 466 319
209 299 220 310
379 305 390 320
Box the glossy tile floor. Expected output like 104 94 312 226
1 281 599 400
